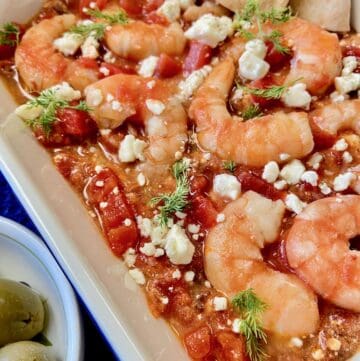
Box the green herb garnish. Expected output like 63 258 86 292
151 159 190 227
241 104 263 120
241 84 288 100
69 22 107 40
223 160 237 173
0 22 20 46
260 6 292 24
265 30 290 55
232 289 268 361
25 89 91 134
86 9 128 25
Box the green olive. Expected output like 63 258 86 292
0 341 54 361
0 279 45 346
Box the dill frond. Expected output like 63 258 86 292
69 22 106 40
86 9 128 25
223 160 237 173
265 30 290 55
241 84 288 100
241 104 263 120
0 22 20 46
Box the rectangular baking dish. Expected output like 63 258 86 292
0 1 188 360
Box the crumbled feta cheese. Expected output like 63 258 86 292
279 153 290 161
262 161 280 183
280 160 305 185
95 165 103 174
111 100 123 111
124 218 132 226
145 99 166 115
104 50 116 64
123 248 136 267
112 186 119 195
81 35 99 59
232 318 241 333
51 82 81 101
307 153 323 170
86 87 103 107
154 248 165 257
285 193 306 214
184 271 195 282
99 201 108 209
326 337 341 351
137 172 146 186
165 224 195 265
333 138 348 151
184 14 233 48
319 182 332 195
129 268 146 285
213 296 228 311
311 349 324 360
99 66 110 77
213 174 241 200
204 280 211 288
147 80 156 89
290 337 303 348
300 171 318 186
160 296 169 304
178 65 212 101
140 242 156 256
330 91 349 103
282 83 312 109
245 39 267 59
274 180 287 190
335 73 360 94
100 129 111 136
342 56 358 76
231 88 244 101
95 180 104 187
175 211 187 219
342 151 353 163
157 0 181 22
216 213 225 223
238 51 270 80
333 172 356 192
118 135 147 162
187 224 200 234
15 104 43 121
53 32 83 56
138 56 159 78
172 269 182 279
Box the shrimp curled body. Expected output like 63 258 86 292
205 191 319 336
286 195 360 312
189 58 314 167
15 14 99 92
85 74 188 171
105 22 186 61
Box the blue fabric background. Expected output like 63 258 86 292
0 171 117 360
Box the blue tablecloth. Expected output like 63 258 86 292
0 171 117 360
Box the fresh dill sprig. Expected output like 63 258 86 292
223 160 237 173
86 9 128 25
241 84 288 100
232 289 268 361
0 22 20 46
265 30 290 55
69 22 106 40
241 104 263 120
151 159 190 227
25 89 91 134
260 6 292 24
238 0 259 22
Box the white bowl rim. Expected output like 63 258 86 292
0 216 84 361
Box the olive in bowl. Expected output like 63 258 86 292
0 341 54 361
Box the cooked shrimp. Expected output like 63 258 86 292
205 191 319 336
183 1 230 22
310 99 360 137
85 74 188 169
189 58 314 167
286 195 360 312
278 18 342 95
15 14 99 92
105 21 186 61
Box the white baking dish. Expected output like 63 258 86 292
0 2 359 361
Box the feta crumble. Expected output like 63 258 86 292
262 161 280 183
145 99 166 115
334 138 348 151
300 171 318 186
216 213 225 223
53 32 83 56
333 172 356 192
245 39 267 59
319 182 332 195
238 50 270 81
157 0 181 22
184 271 195 282
280 160 305 185
81 35 99 59
285 193 306 214
213 174 241 200
118 135 147 162
282 83 312 109
138 56 159 78
85 87 103 107
213 296 228 311
129 268 146 285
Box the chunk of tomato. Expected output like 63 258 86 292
184 41 212 74
107 225 138 257
79 0 108 12
248 75 281 109
155 54 182 78
144 11 169 25
143 0 165 13
0 44 15 60
189 195 218 229
57 108 97 137
264 40 291 71
215 331 247 361
118 0 143 15
184 325 212 359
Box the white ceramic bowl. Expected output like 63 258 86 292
0 217 84 361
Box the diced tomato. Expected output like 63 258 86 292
99 62 136 77
215 332 247 361
0 44 15 60
236 169 284 201
107 225 138 257
86 170 119 204
189 195 218 229
342 45 360 58
79 0 108 12
118 0 143 15
190 175 209 195
155 54 182 78
184 325 212 359
76 57 99 71
143 0 165 13
184 41 212 74
57 108 97 137
248 75 281 109
144 11 169 25
264 40 291 71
